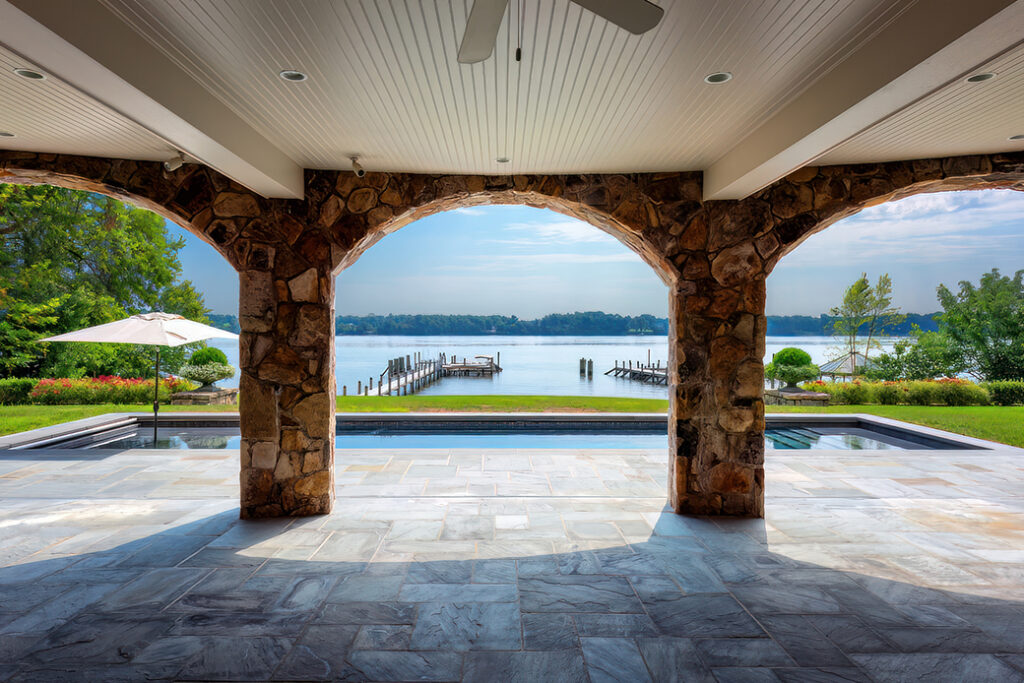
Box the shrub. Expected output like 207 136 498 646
190 346 229 366
874 382 905 405
801 380 847 404
933 378 989 406
774 363 820 387
0 378 37 405
840 380 872 405
177 363 235 388
983 380 1024 406
905 381 936 406
772 347 813 366
27 376 192 405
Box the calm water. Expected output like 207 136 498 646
207 335 892 398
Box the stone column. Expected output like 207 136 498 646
668 246 766 517
237 237 336 518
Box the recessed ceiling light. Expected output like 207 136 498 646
496 156 509 163
0 132 14 137
13 67 45 80
965 72 996 83
704 72 732 84
279 69 308 82
1010 134 1024 141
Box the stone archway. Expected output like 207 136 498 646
5 149 1022 519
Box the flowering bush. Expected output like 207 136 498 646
983 380 1024 406
800 378 989 406
27 375 193 405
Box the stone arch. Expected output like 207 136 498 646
0 152 287 271
757 152 1024 271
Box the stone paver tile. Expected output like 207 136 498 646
406 560 473 584
523 613 577 650
851 653 1024 682
410 601 521 651
94 567 209 612
710 667 782 682
271 624 359 681
574 613 659 637
328 574 404 602
399 582 516 603
168 611 310 637
352 624 414 650
581 637 653 683
317 601 416 625
757 615 853 667
175 636 292 681
519 575 643 613
463 650 588 683
636 637 715 683
693 637 795 667
472 559 516 583
346 650 464 682
24 612 176 666
645 594 766 638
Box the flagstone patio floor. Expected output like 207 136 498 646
0 442 1022 681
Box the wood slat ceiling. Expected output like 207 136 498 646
818 40 1024 165
96 0 910 174
0 45 174 160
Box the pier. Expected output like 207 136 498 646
341 352 501 396
605 359 669 385
442 353 501 377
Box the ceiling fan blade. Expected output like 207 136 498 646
458 0 509 64
570 0 664 34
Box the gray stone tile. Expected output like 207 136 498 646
804 615 898 654
523 613 578 650
272 624 360 681
711 668 782 682
400 582 516 603
694 638 795 667
353 624 414 650
574 613 659 637
758 615 853 667
347 650 463 681
851 653 1024 682
25 613 176 665
168 611 310 636
96 567 208 612
772 667 872 683
519 575 643 613
318 601 416 625
581 637 653 683
328 574 404 602
646 594 765 637
463 650 588 683
637 637 715 683
406 560 472 584
409 601 521 651
176 636 292 680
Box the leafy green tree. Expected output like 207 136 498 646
936 269 1024 380
828 275 872 373
866 326 963 380
862 274 905 362
0 184 211 378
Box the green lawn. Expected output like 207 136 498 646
0 398 1021 447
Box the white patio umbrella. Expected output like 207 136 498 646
40 312 238 445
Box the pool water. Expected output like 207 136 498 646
77 426 913 451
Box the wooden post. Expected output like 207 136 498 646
357 380 361 394
648 349 651 366
364 383 368 397
342 385 347 396
587 359 593 377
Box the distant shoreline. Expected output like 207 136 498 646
206 311 940 337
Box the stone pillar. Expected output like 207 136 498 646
668 254 766 517
237 238 336 518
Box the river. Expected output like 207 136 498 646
206 335 893 398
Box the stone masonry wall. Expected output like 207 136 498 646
3 149 1023 518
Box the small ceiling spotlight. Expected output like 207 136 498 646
163 152 185 172
1010 134 1024 141
0 132 14 138
703 72 732 84
496 156 510 163
279 69 308 82
350 156 365 178
13 67 45 80
965 72 996 83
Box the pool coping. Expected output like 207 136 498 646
0 411 1016 452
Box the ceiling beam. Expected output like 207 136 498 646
702 0 1024 201
0 0 304 198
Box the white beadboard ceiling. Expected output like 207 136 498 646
93 0 911 175
819 40 1024 165
0 44 173 159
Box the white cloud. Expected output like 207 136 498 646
451 207 487 216
494 218 622 246
437 251 644 273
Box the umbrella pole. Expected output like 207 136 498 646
153 347 160 447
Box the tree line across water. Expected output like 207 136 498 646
205 311 943 337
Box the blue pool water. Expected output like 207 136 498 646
79 427 910 450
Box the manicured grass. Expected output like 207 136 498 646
765 404 1024 448
1 398 1021 447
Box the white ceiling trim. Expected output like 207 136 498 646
702 0 1024 201
0 0 304 198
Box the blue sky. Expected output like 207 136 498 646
167 189 1024 317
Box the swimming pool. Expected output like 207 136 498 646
38 425 952 450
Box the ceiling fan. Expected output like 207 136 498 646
458 0 665 63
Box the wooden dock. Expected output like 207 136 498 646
442 354 501 377
605 359 668 385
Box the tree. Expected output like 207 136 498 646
936 269 1024 380
828 275 872 373
862 274 905 363
0 184 211 378
866 326 963 381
